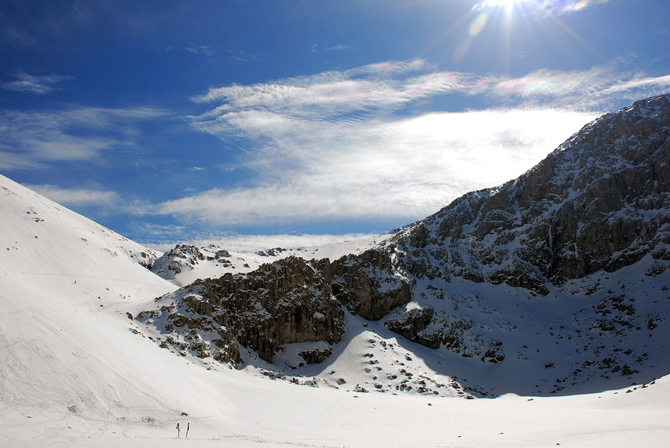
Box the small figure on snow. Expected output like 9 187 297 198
186 422 190 438
176 422 180 438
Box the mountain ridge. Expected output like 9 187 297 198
138 94 670 397
392 93 670 289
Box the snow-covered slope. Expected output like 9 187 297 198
0 174 179 431
2 96 670 448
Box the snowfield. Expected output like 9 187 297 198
1 173 669 447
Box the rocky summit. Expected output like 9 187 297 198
139 95 670 395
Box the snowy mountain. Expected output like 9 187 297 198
0 174 179 440
140 94 670 399
394 94 670 291
2 95 670 447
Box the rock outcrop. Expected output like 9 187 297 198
139 256 344 364
151 244 233 278
299 348 333 364
331 247 412 320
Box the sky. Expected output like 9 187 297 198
1 0 670 251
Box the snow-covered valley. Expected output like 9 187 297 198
2 95 670 447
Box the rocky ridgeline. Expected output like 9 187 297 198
139 249 413 365
139 95 670 370
394 94 670 290
359 94 670 351
151 244 233 278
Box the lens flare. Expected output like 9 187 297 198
454 12 489 63
468 13 488 37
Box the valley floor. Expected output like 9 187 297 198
3 371 670 448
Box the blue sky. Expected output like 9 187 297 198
2 0 670 251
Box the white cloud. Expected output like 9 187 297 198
26 184 119 207
600 74 670 96
189 59 667 119
0 106 167 170
474 0 613 15
327 45 350 51
156 108 596 226
2 72 72 94
489 65 670 108
147 59 667 228
185 44 216 56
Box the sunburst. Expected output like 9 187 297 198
480 0 531 12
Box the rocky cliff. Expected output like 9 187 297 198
138 256 345 365
367 94 670 353
392 94 670 291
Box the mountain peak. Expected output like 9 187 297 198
395 93 670 289
136 95 670 398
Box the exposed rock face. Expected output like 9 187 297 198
299 348 333 364
385 307 505 362
151 244 233 278
393 94 670 290
139 256 344 364
336 94 670 355
331 247 412 320
202 256 344 363
384 307 438 348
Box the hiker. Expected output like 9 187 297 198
186 422 190 438
176 422 180 438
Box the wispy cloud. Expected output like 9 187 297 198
474 0 613 15
190 58 669 116
545 0 613 14
26 184 119 207
185 44 216 56
151 108 596 226
312 44 352 53
2 72 73 94
491 64 670 109
327 45 350 51
143 58 668 228
600 74 670 96
0 106 167 170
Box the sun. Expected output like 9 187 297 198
482 0 529 11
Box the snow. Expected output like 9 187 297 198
1 173 670 447
151 234 387 288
